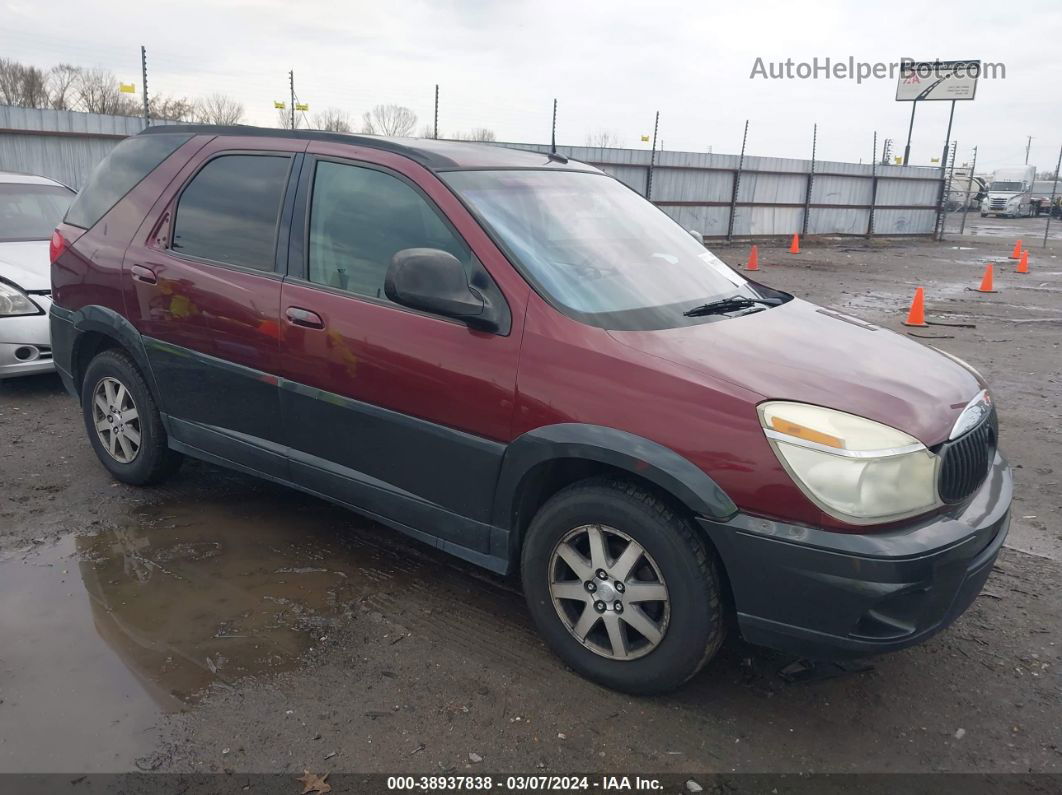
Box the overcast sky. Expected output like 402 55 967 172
4 0 1060 173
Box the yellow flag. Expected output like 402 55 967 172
119 82 136 94
274 101 286 109
640 134 650 142
894 156 903 165
295 102 309 112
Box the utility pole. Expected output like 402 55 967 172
433 84 439 139
289 70 295 130
1025 135 1034 165
550 99 557 154
646 111 659 200
140 45 149 127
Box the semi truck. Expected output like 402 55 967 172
981 165 1036 217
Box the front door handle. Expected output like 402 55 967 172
285 306 325 329
130 264 157 285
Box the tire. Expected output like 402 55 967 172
521 477 725 694
81 348 182 485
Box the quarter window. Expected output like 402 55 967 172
172 154 290 271
307 160 471 299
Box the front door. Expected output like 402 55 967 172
277 149 527 553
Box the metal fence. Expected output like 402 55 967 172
0 105 943 236
504 143 943 237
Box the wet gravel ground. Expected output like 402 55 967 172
0 215 1059 778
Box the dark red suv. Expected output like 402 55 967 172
49 127 1011 693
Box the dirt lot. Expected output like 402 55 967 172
1 214 1060 781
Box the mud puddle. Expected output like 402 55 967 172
0 491 530 772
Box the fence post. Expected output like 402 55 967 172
646 111 659 200
959 145 978 237
727 120 749 241
140 46 149 128
433 84 439 139
934 100 957 240
802 123 817 237
938 140 958 241
550 99 557 154
867 131 878 238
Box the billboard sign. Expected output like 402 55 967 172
896 59 980 101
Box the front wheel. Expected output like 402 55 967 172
81 348 182 485
521 478 725 694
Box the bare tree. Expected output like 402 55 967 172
0 58 50 108
585 129 623 148
310 107 351 132
76 68 138 115
361 104 417 136
453 128 497 142
48 64 81 110
149 95 196 121
195 93 244 125
417 123 438 139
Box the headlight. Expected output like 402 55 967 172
758 401 940 525
0 281 40 317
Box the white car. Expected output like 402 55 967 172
0 172 76 379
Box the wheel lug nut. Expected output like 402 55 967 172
614 601 623 613
594 600 606 613
585 581 597 593
596 569 608 580
614 581 625 593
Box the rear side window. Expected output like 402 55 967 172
65 133 191 229
171 154 291 271
307 160 471 299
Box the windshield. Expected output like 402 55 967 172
0 183 75 242
989 181 1023 192
443 170 776 330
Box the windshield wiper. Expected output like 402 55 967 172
682 295 783 317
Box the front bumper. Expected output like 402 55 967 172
697 451 1012 660
0 296 54 379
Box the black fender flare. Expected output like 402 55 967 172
491 423 738 535
51 304 161 407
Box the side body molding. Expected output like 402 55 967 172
491 423 739 551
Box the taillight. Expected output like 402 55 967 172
49 229 67 264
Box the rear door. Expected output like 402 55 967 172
123 136 306 476
277 143 529 554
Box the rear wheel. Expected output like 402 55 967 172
81 349 182 485
521 477 725 694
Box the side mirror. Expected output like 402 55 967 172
688 229 703 242
384 248 499 331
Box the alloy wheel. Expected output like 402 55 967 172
92 376 142 464
548 524 670 661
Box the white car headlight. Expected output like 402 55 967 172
758 401 940 525
0 281 40 317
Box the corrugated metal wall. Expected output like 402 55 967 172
505 143 943 237
0 105 943 236
0 106 181 189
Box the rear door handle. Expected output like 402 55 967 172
130 264 157 285
285 306 325 329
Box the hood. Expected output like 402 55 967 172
0 240 51 291
608 298 982 446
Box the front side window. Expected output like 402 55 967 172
307 160 471 300
172 154 291 271
0 183 75 242
442 170 779 330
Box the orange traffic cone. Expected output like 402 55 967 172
788 234 800 254
903 287 928 327
1009 239 1023 259
746 244 759 271
975 264 998 293
1016 250 1030 274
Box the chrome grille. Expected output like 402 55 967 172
938 412 996 503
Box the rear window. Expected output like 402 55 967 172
0 183 75 242
65 133 192 229
171 154 291 271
